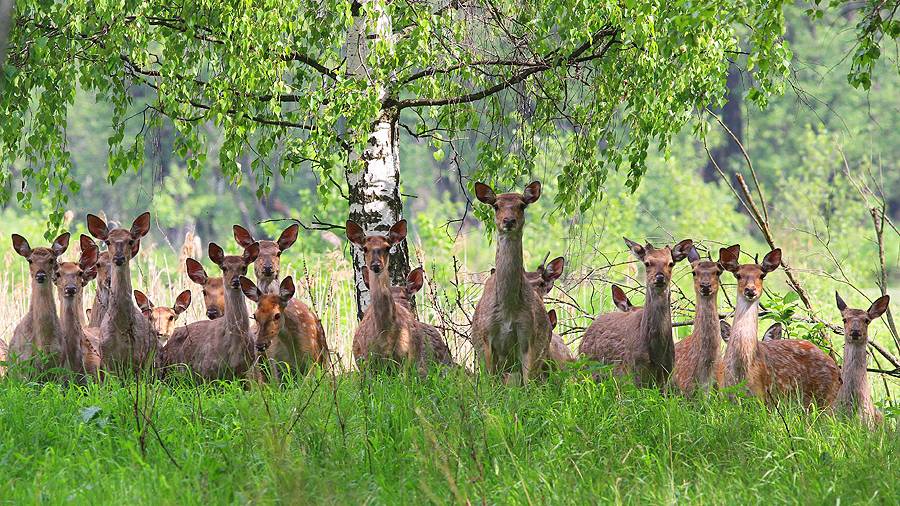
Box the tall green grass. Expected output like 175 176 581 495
1 368 898 504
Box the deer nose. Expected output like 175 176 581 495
113 255 126 266
370 262 383 274
230 277 240 288
64 285 77 297
850 329 861 338
206 308 220 319
699 284 712 295
35 272 47 283
744 288 757 299
502 218 516 230
262 265 274 276
654 273 666 286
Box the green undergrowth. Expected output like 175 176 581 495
0 367 898 505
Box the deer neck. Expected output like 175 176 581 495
223 284 251 349
694 294 721 355
494 232 525 309
369 267 398 331
640 285 672 360
90 284 109 327
30 280 60 350
838 343 872 411
724 296 761 381
108 262 137 330
74 290 87 328
58 294 84 370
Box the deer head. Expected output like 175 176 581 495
525 255 565 297
233 224 299 290
346 220 407 275
474 181 541 234
719 245 781 302
836 292 890 345
687 245 724 299
134 289 191 344
624 237 693 293
240 276 295 353
362 266 425 309
208 242 259 290
12 232 70 285
87 212 150 267
186 258 226 319
54 235 99 298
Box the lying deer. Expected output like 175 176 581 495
133 289 192 347
158 244 259 381
186 259 226 320
348 220 449 373
834 292 889 426
471 181 551 384
673 246 724 395
717 245 839 406
54 235 99 376
9 232 70 373
362 266 454 366
579 238 693 388
87 212 155 372
233 223 299 294
240 275 330 379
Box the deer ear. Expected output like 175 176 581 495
233 225 256 248
277 224 300 251
279 276 296 304
406 267 424 295
239 276 261 303
761 248 782 273
547 309 557 330
186 258 208 285
720 320 731 343
686 245 701 264
490 267 496 276
762 323 783 342
522 181 542 204
86 214 109 241
242 242 260 264
133 290 152 312
346 220 366 247
542 257 565 282
11 234 32 258
387 220 408 245
718 245 741 273
131 212 151 238
868 295 890 320
623 237 646 260
79 239 99 270
208 243 225 266
835 291 848 312
611 285 631 312
51 232 71 257
671 239 693 263
174 290 192 315
131 238 141 259
361 266 370 289
474 183 497 205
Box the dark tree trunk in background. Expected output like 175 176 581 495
703 66 744 182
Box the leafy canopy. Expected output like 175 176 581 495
2 0 790 236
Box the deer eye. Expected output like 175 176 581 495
273 313 281 320
202 289 207 295
27 258 32 264
168 315 175 321
519 203 526 210
735 274 742 280
492 204 499 210
864 318 871 324
668 262 675 267
644 261 650 267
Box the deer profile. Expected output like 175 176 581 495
86 212 156 372
717 245 839 406
362 266 454 366
673 246 724 395
834 292 889 426
186 258 226 320
470 181 551 384
158 243 259 381
54 235 99 376
9 232 70 373
240 275 331 378
233 223 299 295
134 289 192 347
579 238 693 388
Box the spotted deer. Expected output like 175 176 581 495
133 289 192 347
158 243 259 381
240 275 330 379
470 181 551 384
362 266 454 366
834 292 889 426
186 258 226 320
87 250 111 327
54 235 99 376
9 232 70 373
673 246 724 396
579 238 693 388
233 223 299 294
717 245 839 406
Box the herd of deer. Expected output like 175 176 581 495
0 181 890 427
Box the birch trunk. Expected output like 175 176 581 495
344 1 410 319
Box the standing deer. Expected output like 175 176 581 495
87 250 110 327
133 289 192 347
54 235 99 376
717 245 839 406
157 243 259 380
362 266 454 366
240 275 330 379
9 232 70 373
186 261 226 320
87 212 155 372
673 246 724 395
470 181 551 384
834 292 889 426
579 238 693 388
233 223 299 294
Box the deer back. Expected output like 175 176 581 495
760 339 840 407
